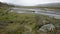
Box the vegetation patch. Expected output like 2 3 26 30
0 3 60 34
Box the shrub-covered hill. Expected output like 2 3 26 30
0 2 14 7
0 2 60 34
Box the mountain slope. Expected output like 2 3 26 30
0 2 14 8
37 3 60 8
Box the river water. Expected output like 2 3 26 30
11 8 60 19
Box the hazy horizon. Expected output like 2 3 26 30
0 0 60 6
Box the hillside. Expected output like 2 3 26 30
0 2 14 9
37 3 60 8
0 2 60 34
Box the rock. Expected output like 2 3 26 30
39 24 55 32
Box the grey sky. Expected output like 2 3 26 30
0 0 60 6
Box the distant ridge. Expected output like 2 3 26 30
37 3 60 7
0 2 14 7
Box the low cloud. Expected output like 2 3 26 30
0 0 60 6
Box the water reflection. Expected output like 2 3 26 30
11 8 60 19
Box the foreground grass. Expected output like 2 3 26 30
0 6 60 34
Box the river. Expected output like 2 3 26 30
10 8 60 19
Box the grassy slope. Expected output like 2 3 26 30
0 3 60 34
16 6 60 9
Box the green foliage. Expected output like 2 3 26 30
0 4 60 34
0 8 60 34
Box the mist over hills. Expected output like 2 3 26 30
0 2 15 7
0 2 60 9
37 3 60 7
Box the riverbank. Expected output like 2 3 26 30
0 3 60 34
0 9 60 34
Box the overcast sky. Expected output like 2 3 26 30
0 0 60 6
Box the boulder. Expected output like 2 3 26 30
39 24 55 32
